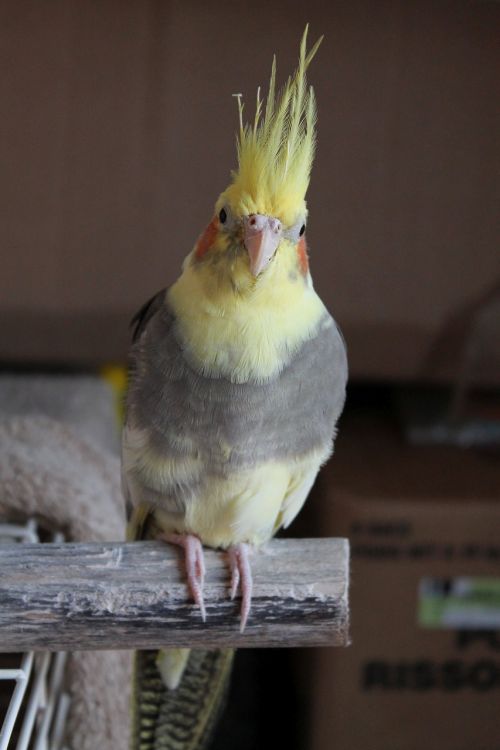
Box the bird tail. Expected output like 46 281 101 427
127 507 233 749
130 648 234 750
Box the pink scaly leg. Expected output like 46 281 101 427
160 533 206 621
228 543 253 632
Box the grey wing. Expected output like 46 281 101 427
124 296 197 520
130 288 167 343
124 288 170 523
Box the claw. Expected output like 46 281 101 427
229 549 240 600
228 543 253 632
161 533 206 621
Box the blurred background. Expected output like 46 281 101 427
1 1 499 749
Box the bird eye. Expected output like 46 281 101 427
219 208 227 224
299 224 306 236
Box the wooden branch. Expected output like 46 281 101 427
0 538 349 651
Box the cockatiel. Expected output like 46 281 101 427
123 26 347 750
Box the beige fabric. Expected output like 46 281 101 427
0 415 131 750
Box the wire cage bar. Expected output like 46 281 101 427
0 520 70 750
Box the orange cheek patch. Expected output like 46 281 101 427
195 218 219 259
297 236 309 275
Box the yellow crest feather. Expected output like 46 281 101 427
220 26 323 227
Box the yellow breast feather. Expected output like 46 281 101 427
168 239 329 383
153 447 328 549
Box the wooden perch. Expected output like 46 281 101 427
0 538 349 651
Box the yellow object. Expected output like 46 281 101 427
100 363 127 425
222 24 322 227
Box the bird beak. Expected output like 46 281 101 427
243 214 282 277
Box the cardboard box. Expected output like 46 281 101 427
309 414 500 750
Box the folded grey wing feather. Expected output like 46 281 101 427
130 289 167 343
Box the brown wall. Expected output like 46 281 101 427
1 1 499 380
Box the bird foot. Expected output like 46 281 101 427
160 532 206 621
228 543 253 632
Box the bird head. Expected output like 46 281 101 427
192 26 322 284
